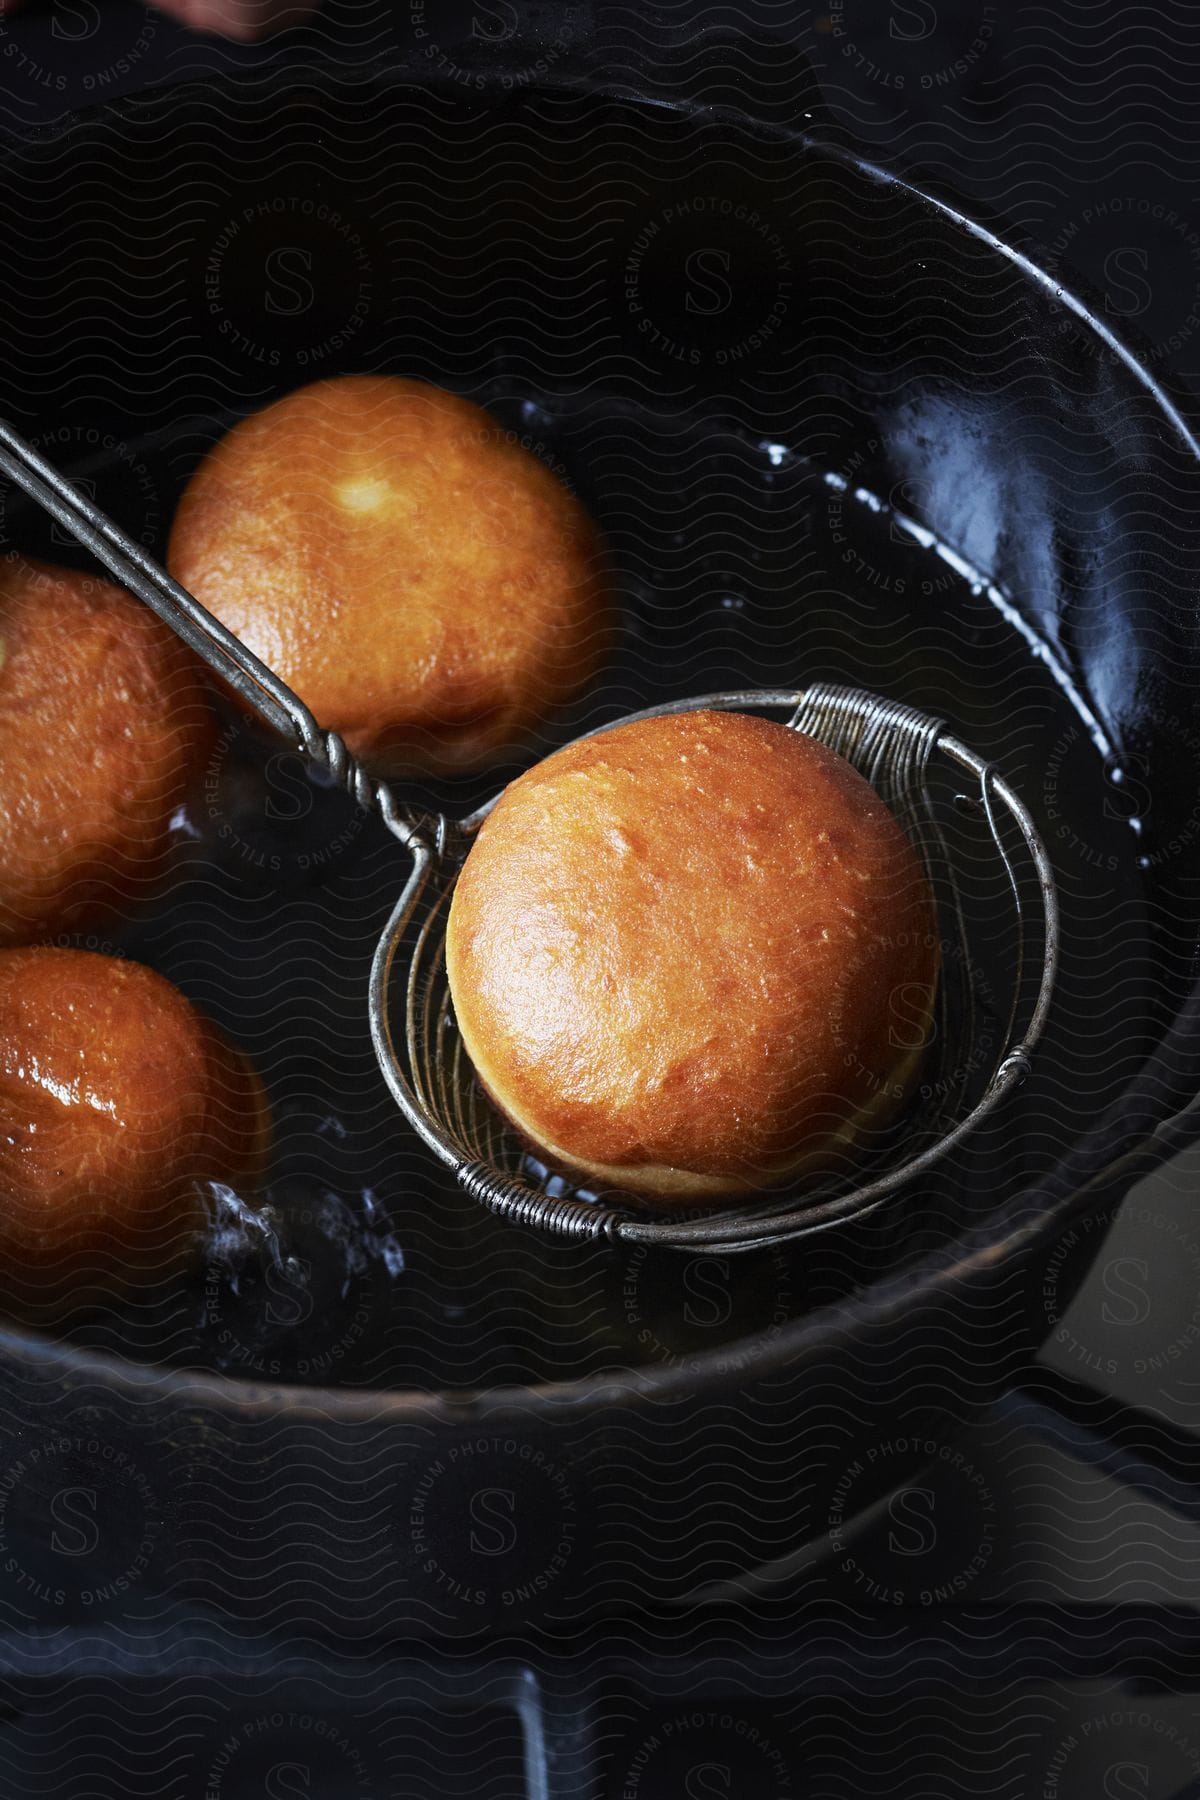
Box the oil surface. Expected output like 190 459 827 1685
4 399 1153 1390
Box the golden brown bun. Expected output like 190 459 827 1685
0 948 270 1320
0 556 214 947
167 375 613 774
446 710 940 1203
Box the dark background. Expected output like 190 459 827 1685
4 0 1200 403
2 4 1199 1794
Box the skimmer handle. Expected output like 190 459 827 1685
0 416 438 850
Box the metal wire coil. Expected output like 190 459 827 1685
368 686 1059 1254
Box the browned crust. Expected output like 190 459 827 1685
446 711 940 1204
0 556 214 946
0 947 270 1315
167 375 613 774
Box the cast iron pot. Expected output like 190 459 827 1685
0 50 1198 1642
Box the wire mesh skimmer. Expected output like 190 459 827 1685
0 420 1059 1255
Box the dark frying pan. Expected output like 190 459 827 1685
0 51 1198 1639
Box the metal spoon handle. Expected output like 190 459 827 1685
0 417 436 849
